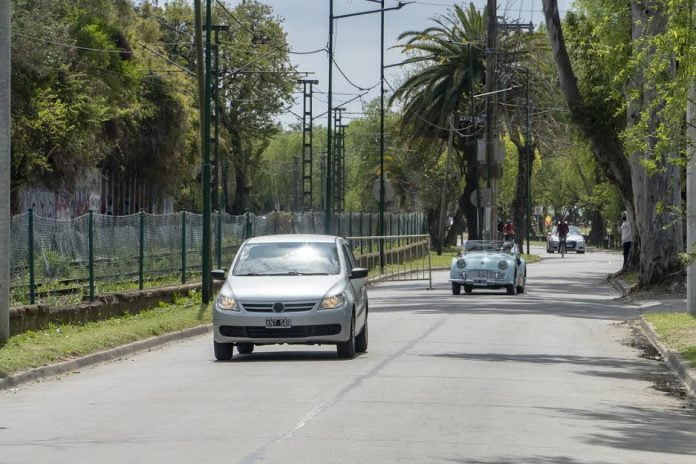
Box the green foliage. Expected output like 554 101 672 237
10 0 296 214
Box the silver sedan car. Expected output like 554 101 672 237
213 235 368 360
546 225 586 254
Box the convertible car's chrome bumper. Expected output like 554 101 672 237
449 269 512 287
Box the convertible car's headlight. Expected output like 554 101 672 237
216 295 239 311
456 259 467 269
498 260 508 270
319 292 346 310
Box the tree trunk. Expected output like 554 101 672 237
541 0 638 267
627 0 683 285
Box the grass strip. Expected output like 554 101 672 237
644 312 696 367
0 293 211 378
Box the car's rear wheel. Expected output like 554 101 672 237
464 285 473 294
237 343 254 355
337 311 356 359
214 341 233 361
451 282 461 295
506 284 515 295
355 314 368 353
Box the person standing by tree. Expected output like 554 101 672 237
621 212 632 270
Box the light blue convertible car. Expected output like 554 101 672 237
449 240 527 295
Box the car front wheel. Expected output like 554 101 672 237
452 282 461 295
355 314 368 353
464 285 473 294
506 284 515 295
337 311 356 359
214 341 233 361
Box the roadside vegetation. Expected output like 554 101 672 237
0 293 209 378
644 313 696 368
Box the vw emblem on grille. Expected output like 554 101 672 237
272 302 285 313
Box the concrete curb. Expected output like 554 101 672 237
639 317 696 398
0 324 212 391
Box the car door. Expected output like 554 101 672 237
342 243 366 325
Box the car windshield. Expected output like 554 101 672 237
233 242 340 276
463 240 515 254
552 225 580 235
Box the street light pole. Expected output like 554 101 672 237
0 0 10 342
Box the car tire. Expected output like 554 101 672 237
214 341 233 361
337 311 356 359
355 314 368 353
516 274 526 294
237 343 254 355
464 285 473 294
452 282 461 295
506 284 515 295
547 249 553 253
577 250 585 254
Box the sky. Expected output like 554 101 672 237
226 0 575 127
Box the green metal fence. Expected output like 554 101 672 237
9 210 427 306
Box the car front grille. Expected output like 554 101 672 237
219 324 342 338
240 301 317 312
465 269 503 280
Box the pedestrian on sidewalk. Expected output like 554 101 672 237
621 212 632 269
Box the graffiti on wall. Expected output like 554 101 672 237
19 169 102 219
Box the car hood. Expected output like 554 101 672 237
461 252 514 266
222 275 344 301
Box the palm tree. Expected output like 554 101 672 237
389 3 486 242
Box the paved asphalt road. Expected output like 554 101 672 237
1 248 695 464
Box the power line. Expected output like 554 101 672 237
332 56 380 92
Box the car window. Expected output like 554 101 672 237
233 242 340 276
342 245 356 271
569 226 580 235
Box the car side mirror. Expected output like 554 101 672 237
211 269 226 281
350 268 368 279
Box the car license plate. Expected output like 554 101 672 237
474 279 487 285
265 318 291 329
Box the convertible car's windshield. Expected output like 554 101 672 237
463 240 515 254
233 242 340 276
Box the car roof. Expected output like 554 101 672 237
245 234 339 244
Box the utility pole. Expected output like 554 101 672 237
0 0 10 342
340 123 348 213
379 0 386 271
298 79 318 211
320 152 327 213
484 0 498 239
333 107 345 212
325 0 335 233
469 43 482 240
525 67 531 255
292 155 301 211
688 74 696 315
201 0 213 303
212 25 229 214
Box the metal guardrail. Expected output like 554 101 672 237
346 234 433 289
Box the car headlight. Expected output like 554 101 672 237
456 259 466 269
498 260 508 270
216 295 239 311
319 292 346 310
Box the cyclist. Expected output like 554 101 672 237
502 219 515 242
557 217 570 255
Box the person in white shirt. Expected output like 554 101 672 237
620 212 632 269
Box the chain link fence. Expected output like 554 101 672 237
10 210 427 306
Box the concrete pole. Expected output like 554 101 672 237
0 0 10 341
687 79 696 315
484 0 498 239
